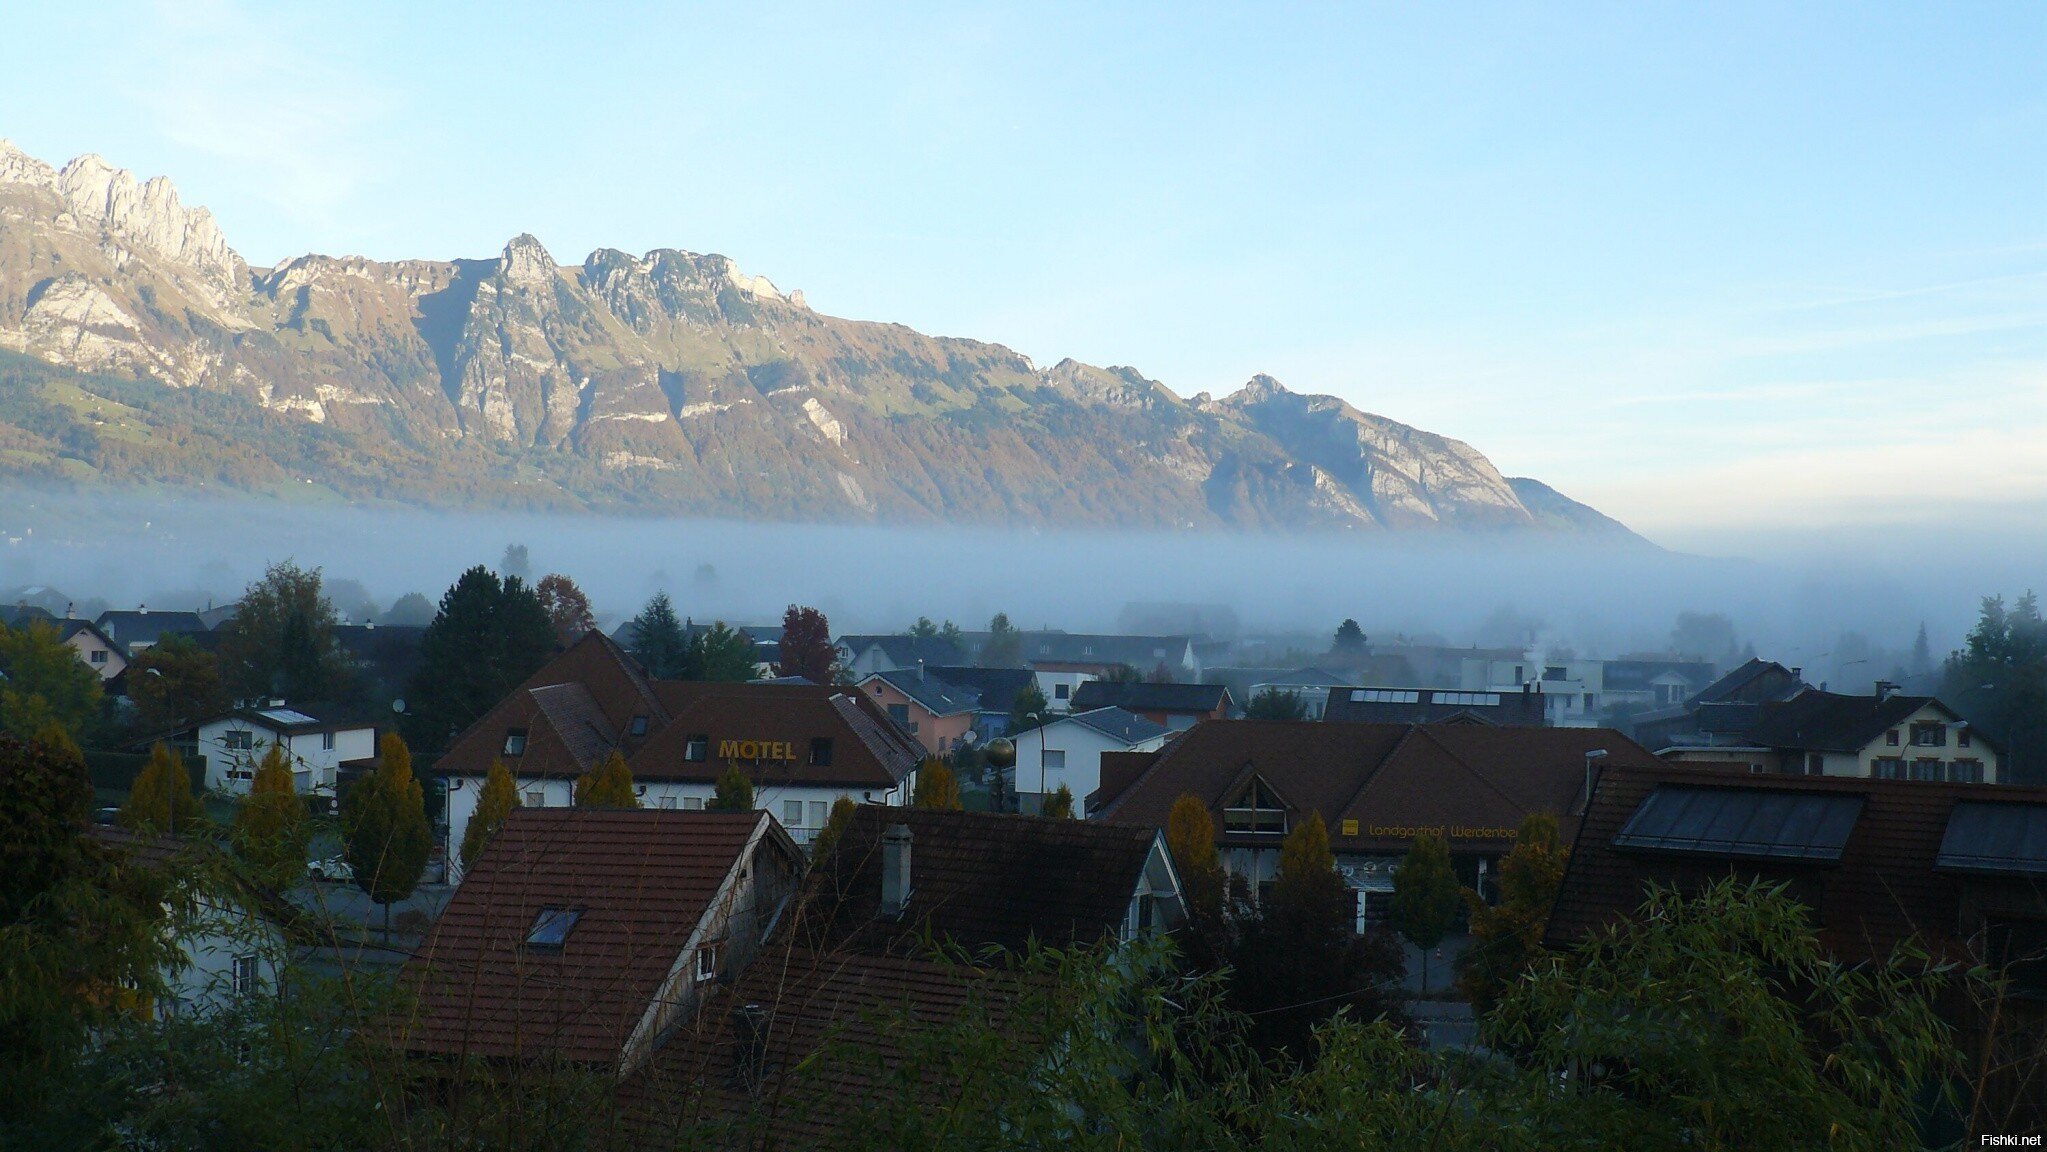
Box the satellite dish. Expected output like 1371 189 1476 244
962 729 979 746
391 698 407 714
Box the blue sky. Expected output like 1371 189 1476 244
6 2 2047 547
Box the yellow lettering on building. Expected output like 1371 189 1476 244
717 739 795 761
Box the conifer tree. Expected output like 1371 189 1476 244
1458 812 1567 1013
343 732 431 940
230 744 309 889
404 566 556 755
914 756 961 810
627 592 690 678
1042 784 1076 819
460 759 521 869
1165 793 1226 937
708 763 755 811
574 749 640 808
693 622 761 682
811 794 857 860
981 612 1022 667
1390 831 1461 995
121 742 202 835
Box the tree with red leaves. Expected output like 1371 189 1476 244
776 604 838 685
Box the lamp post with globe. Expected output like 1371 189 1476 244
983 736 1016 814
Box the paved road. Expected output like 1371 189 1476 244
1398 931 1471 997
287 880 453 950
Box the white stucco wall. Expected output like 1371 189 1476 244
1012 720 1167 818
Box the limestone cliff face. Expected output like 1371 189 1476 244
0 140 1644 540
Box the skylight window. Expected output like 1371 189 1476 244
629 714 650 738
1938 802 2047 877
503 728 528 756
526 907 581 948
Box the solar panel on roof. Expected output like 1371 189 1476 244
1937 801 2047 876
1613 786 1863 862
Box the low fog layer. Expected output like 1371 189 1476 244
3 490 2041 679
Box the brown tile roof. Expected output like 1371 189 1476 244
1547 763 2047 962
811 805 1161 953
628 685 920 790
1092 719 1662 854
614 805 1157 1147
400 808 773 1066
436 632 664 778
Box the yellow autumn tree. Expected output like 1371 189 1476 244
573 749 640 808
121 742 202 835
230 743 309 888
913 756 960 810
460 759 522 868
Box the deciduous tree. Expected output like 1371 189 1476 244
120 742 202 835
343 732 430 940
459 759 521 869
1457 812 1567 1013
776 605 837 685
1390 831 1460 995
0 619 102 742
914 756 961 810
1008 683 1049 733
218 560 351 703
573 750 640 808
1245 687 1307 720
534 574 596 645
1041 784 1075 819
230 744 309 889
1166 794 1227 958
127 634 229 736
810 794 857 860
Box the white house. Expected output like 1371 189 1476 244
91 826 287 1017
181 705 378 801
1009 706 1171 818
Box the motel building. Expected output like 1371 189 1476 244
437 633 923 883
1090 719 1663 926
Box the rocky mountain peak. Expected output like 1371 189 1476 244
0 138 58 186
42 151 246 300
1232 374 1293 404
498 233 559 286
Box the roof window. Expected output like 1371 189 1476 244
1613 786 1862 863
1938 802 2047 877
525 907 581 949
810 737 834 767
684 733 709 762
629 714 650 738
502 728 528 756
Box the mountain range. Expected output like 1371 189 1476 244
0 140 1642 540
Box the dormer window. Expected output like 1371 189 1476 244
503 728 529 756
628 715 650 738
810 737 834 766
1224 778 1287 834
684 734 709 762
525 907 580 949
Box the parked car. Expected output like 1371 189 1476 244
93 807 122 826
307 856 354 883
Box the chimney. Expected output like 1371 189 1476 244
1875 680 1899 701
1582 749 1608 814
881 823 913 917
918 659 925 683
733 1002 770 1091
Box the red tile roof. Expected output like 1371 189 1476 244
400 808 774 1066
1093 719 1662 854
1548 763 2047 962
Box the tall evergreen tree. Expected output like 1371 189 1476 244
776 605 837 684
1166 793 1227 962
693 622 761 682
1333 618 1368 654
811 794 857 860
403 566 557 756
1008 682 1050 733
1390 831 1461 995
230 744 309 889
574 750 640 808
1943 592 2047 783
218 560 350 703
627 592 690 678
909 616 939 640
460 759 522 869
120 742 203 835
708 764 755 811
343 732 431 940
914 756 961 810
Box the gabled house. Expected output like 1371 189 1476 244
90 825 290 1017
855 667 982 755
94 608 211 658
1009 706 1170 817
833 634 969 680
925 664 1041 731
1630 658 1810 749
2 608 125 680
1069 680 1232 730
402 808 803 1077
145 703 379 802
1091 720 1660 925
618 805 1183 1146
1018 632 1203 681
438 634 923 881
1659 687 2005 783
